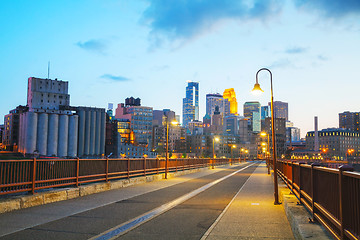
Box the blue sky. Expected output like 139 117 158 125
1 0 360 137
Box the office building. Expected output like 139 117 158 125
223 88 238 115
262 117 287 156
182 81 199 126
224 115 242 135
206 93 231 124
269 101 288 121
244 102 261 132
115 99 153 146
261 106 270 120
2 106 27 151
339 111 360 133
306 128 360 159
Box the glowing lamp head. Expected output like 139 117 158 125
260 132 267 137
171 120 179 126
232 145 236 148
251 83 264 95
214 137 220 142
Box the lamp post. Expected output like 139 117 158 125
252 68 279 205
212 136 220 169
241 148 245 161
165 116 178 179
260 131 270 175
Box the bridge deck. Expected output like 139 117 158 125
0 162 295 240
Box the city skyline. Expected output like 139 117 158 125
1 1 360 137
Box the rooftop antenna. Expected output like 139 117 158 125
47 61 50 79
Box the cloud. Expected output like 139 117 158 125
267 59 293 69
285 47 307 54
142 0 281 47
100 74 130 82
294 0 360 18
317 55 328 61
76 39 106 53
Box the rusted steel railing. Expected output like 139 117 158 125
0 157 242 196
277 160 360 240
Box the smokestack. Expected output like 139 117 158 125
314 116 319 151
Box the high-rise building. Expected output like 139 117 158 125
224 115 242 135
261 106 270 120
223 88 238 115
263 117 287 156
182 81 199 126
339 111 360 132
269 101 288 121
206 93 230 124
244 102 261 118
115 100 153 146
244 102 261 132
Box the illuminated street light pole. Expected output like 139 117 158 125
165 116 178 179
212 136 220 169
252 68 280 205
260 131 270 175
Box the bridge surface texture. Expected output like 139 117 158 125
0 162 294 240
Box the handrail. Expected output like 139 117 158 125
0 157 243 196
277 160 360 240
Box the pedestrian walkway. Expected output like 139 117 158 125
203 163 295 240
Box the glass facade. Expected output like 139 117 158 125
182 82 199 126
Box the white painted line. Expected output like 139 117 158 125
89 163 255 240
200 165 255 240
251 203 260 205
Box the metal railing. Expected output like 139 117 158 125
0 157 242 196
277 160 360 240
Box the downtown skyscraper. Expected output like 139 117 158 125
182 81 199 126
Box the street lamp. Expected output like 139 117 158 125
212 136 220 169
231 144 236 158
165 116 178 179
252 68 280 205
260 131 270 175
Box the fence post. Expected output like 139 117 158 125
298 162 305 204
106 157 109 182
156 157 159 175
291 161 294 191
76 158 79 187
127 157 130 179
338 165 354 240
144 157 146 176
176 158 178 172
31 158 37 194
310 162 321 222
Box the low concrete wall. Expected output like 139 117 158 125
279 181 334 240
0 167 211 214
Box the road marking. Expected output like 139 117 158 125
251 203 260 205
200 165 255 240
89 163 255 240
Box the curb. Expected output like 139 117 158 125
279 181 334 240
0 166 212 214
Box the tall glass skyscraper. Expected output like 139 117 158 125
243 101 261 132
182 81 199 126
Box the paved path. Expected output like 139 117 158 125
203 163 294 239
0 162 295 239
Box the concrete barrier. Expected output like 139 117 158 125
0 166 212 214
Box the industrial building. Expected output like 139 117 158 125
17 77 105 158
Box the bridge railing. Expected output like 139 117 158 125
0 157 242 196
277 160 360 240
